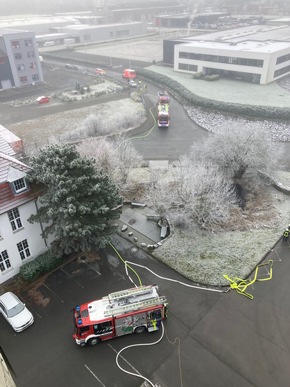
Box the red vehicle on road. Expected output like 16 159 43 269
36 96 50 104
122 68 136 79
95 68 106 75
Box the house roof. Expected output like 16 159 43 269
0 135 15 157
0 152 30 184
0 153 44 214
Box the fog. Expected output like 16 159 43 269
0 0 240 18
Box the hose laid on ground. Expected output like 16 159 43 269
223 259 273 299
125 260 226 293
115 322 165 387
109 242 142 286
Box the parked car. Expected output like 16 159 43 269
95 68 106 75
0 292 34 332
36 96 50 104
128 79 137 88
65 63 79 70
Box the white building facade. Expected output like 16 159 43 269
0 28 43 90
0 133 49 284
174 39 290 84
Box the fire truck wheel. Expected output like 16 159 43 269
88 337 100 346
135 326 147 334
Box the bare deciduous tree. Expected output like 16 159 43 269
190 126 284 180
146 156 238 230
77 136 142 189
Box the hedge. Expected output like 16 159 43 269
19 251 64 282
136 68 290 120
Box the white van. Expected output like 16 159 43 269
43 41 55 47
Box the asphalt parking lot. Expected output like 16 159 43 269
1 234 290 387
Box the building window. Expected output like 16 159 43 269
27 51 35 58
8 208 22 231
17 64 25 71
24 39 32 46
0 250 11 272
178 51 264 67
13 178 28 193
17 239 31 261
178 63 197 71
84 34 91 41
14 53 22 60
276 53 290 64
274 65 290 78
11 40 20 48
20 76 28 84
116 30 129 37
32 74 39 81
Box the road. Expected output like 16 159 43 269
129 90 209 161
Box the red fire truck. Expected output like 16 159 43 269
157 91 170 127
157 103 170 127
73 285 168 346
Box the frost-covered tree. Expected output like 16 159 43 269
190 126 284 180
77 136 142 188
28 144 122 254
147 156 238 230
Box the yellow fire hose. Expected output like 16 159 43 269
223 260 273 300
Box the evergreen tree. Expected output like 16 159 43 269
28 144 122 254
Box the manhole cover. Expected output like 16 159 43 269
129 218 136 225
131 247 139 253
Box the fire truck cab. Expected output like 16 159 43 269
122 68 136 79
73 285 168 346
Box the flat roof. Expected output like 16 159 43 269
178 39 290 53
0 27 32 35
0 15 78 28
63 21 144 31
184 24 290 43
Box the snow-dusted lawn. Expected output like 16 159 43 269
9 98 146 155
130 168 290 286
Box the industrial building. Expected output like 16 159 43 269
165 23 290 84
0 28 43 90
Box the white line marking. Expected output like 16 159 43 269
84 364 106 386
107 343 142 376
43 283 64 303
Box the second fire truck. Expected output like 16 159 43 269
73 285 168 346
157 91 170 127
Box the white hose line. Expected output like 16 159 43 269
125 260 227 293
116 322 165 387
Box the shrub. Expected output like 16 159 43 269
19 251 64 282
193 72 203 79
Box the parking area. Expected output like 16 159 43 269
1 234 290 387
0 235 221 387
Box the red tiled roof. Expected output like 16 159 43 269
0 152 44 214
0 182 43 214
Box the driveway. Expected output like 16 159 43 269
1 235 290 387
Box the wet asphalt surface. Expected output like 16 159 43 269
1 235 290 387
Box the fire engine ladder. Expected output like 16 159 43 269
104 295 167 318
107 285 156 302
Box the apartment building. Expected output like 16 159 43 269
0 28 43 90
